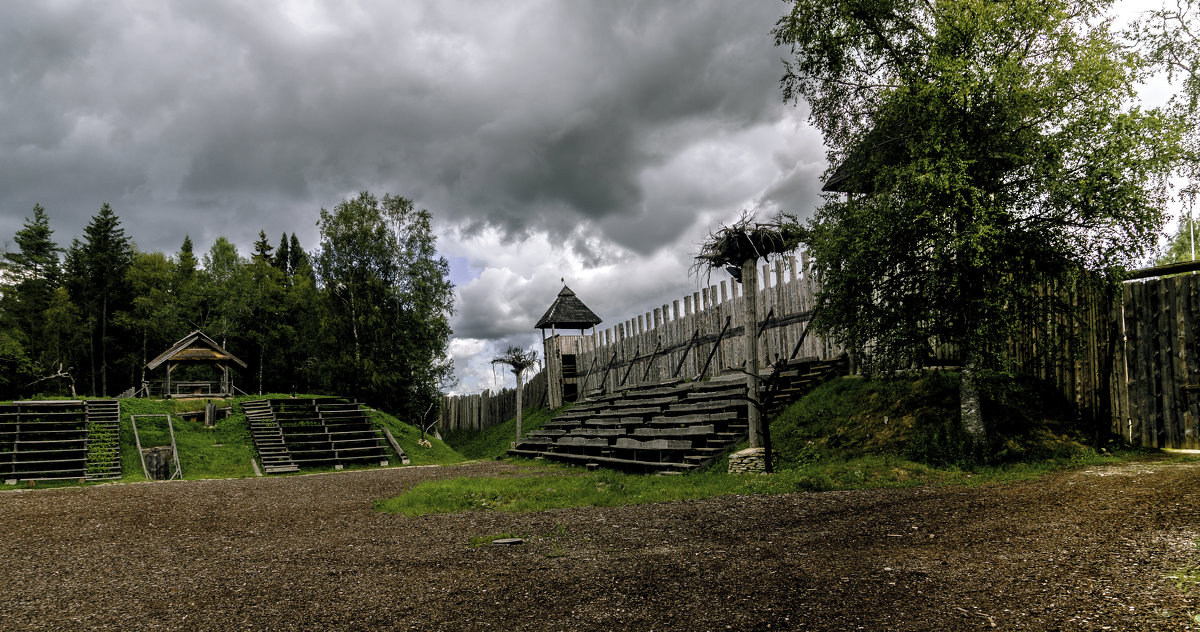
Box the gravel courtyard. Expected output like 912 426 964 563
2 460 1199 631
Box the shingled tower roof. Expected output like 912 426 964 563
535 286 602 331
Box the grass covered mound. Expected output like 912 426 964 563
443 406 555 460
375 371 1159 517
112 394 464 482
119 398 256 481
771 370 1097 471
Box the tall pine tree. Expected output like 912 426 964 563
273 232 290 275
1 204 63 368
252 230 274 264
64 204 133 396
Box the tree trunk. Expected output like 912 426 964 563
100 292 108 397
140 329 147 386
89 320 97 397
515 369 524 439
960 351 986 444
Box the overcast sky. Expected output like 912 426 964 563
2 1 1170 395
0 0 830 394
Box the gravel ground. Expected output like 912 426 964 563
1 460 1199 631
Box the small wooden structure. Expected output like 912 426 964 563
537 286 602 408
146 330 247 398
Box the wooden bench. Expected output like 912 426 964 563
551 436 610 457
612 438 692 463
632 425 716 443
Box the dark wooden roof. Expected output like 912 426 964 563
821 131 896 194
146 330 248 370
535 286 602 330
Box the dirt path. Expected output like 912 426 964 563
1 460 1198 631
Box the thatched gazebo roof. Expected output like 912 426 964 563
147 330 247 370
535 286 601 331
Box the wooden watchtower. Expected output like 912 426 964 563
536 286 602 408
145 330 247 398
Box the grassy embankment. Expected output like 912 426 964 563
442 405 557 460
381 371 1180 516
117 395 464 482
5 394 464 486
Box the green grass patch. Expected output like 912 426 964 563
377 370 1168 517
365 407 464 465
120 397 257 481
443 406 557 460
376 468 726 515
375 449 1155 517
1168 538 1200 594
770 371 1103 470
375 466 844 516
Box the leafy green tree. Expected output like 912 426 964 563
198 237 249 345
0 331 34 399
1158 216 1199 265
774 0 1182 441
280 265 321 392
244 248 285 394
289 233 310 280
315 191 454 417
39 287 85 395
4 204 61 285
118 251 184 387
1135 0 1200 205
177 235 198 279
173 235 204 336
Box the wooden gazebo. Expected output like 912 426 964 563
146 330 247 398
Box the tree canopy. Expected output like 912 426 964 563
315 191 455 415
0 193 455 427
774 0 1184 438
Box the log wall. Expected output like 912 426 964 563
437 370 547 434
568 254 842 396
439 253 1200 449
1114 275 1200 448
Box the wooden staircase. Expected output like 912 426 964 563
275 399 389 468
508 356 849 474
762 353 851 416
509 376 750 473
244 399 388 472
84 400 122 481
242 399 300 474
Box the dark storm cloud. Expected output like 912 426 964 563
0 0 817 257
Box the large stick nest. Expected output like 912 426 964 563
694 211 808 272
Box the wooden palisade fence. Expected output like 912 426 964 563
439 248 1200 449
437 370 548 434
1003 270 1200 449
1115 274 1200 448
561 254 846 400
